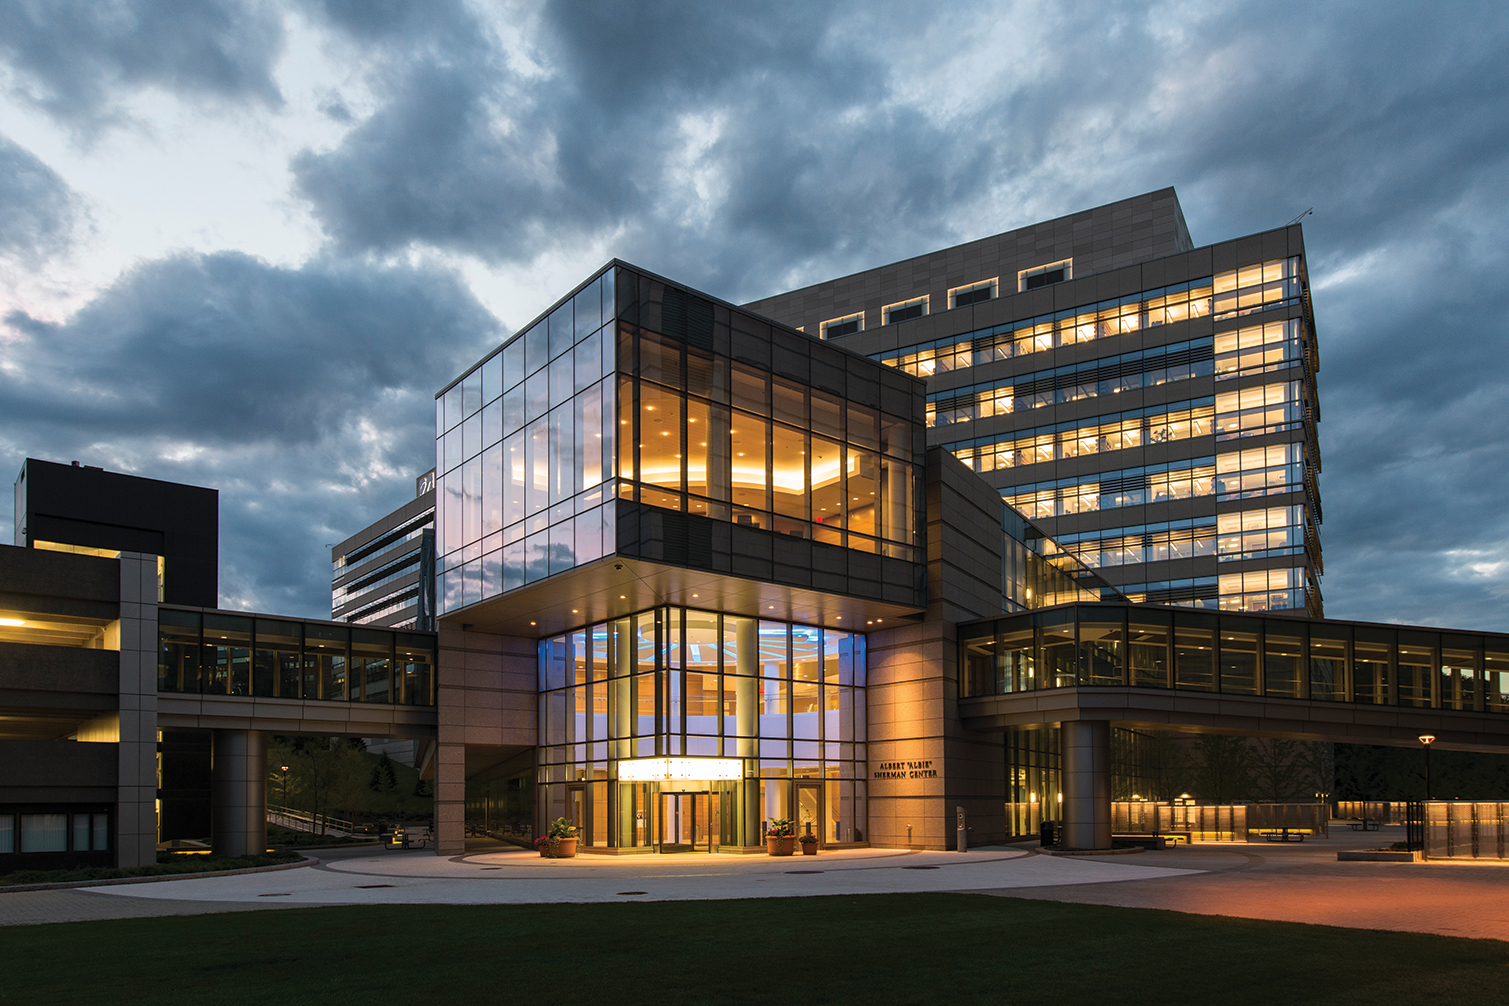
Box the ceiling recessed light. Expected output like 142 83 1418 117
572 609 578 613
0 618 23 627
620 595 626 599
530 621 536 626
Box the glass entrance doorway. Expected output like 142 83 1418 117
660 792 718 852
796 782 823 847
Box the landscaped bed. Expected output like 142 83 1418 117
0 849 304 888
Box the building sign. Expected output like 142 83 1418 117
415 469 436 496
873 760 936 780
617 757 743 782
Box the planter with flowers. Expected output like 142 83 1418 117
535 817 580 858
766 818 796 856
799 833 818 856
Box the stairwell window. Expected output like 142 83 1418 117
949 279 998 310
1019 260 1072 292
882 296 929 326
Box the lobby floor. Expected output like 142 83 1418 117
4 826 1508 939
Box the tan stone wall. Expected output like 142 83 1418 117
435 625 536 855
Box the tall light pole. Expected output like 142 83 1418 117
279 764 291 810
1417 735 1435 801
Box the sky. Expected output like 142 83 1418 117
1 0 1508 629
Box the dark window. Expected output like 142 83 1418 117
954 286 992 308
1025 268 1066 290
888 303 925 324
825 319 860 339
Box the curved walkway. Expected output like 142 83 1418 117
7 827 1509 939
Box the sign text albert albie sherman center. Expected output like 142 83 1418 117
5 188 1509 872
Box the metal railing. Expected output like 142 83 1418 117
267 805 359 837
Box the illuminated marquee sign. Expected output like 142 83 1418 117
616 757 744 782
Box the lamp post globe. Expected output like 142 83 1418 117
1417 735 1436 801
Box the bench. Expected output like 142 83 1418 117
1251 828 1310 843
1349 820 1381 832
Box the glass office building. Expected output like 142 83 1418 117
744 192 1325 617
435 263 927 618
436 261 926 850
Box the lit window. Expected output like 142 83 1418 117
948 279 998 310
1018 260 1072 292
819 313 864 340
881 296 928 326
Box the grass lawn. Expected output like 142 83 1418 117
3 893 1505 1005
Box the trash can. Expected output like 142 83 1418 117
1039 820 1061 848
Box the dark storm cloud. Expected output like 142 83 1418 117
288 0 1509 628
0 134 81 261
0 252 500 616
290 0 968 288
0 0 284 130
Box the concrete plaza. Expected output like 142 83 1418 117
3 828 1507 941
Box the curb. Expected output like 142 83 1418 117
0 854 317 894
1036 846 1145 857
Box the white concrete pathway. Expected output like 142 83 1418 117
81 847 1201 907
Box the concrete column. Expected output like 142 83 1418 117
434 740 466 855
211 729 267 858
116 552 160 867
1061 720 1111 850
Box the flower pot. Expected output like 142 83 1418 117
555 837 578 858
767 836 795 856
800 842 818 855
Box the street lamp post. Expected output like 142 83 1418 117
1417 735 1435 801
279 764 291 810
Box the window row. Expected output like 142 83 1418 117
1217 566 1309 613
157 609 436 705
439 271 614 434
1215 319 1302 380
928 339 1213 427
960 604 1509 711
878 278 1216 378
630 332 917 461
538 679 867 747
1004 459 1217 520
539 610 866 689
0 811 109 854
1214 382 1303 439
619 377 920 550
1212 257 1302 319
950 399 1214 472
1216 443 1306 502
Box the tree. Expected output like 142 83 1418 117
1252 738 1303 802
1143 731 1190 801
1190 734 1254 804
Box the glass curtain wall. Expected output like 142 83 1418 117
617 310 921 562
536 607 867 850
436 269 617 614
960 605 1509 715
157 608 435 705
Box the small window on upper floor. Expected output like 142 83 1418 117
1019 259 1072 292
948 279 998 310
882 296 929 326
819 313 864 340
